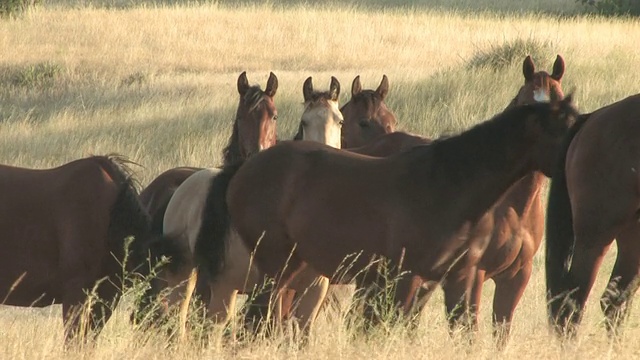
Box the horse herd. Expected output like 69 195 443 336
2 54 640 349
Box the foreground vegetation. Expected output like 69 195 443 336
1 1 640 358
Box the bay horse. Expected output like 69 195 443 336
136 71 279 332
340 75 397 148
141 75 345 337
410 54 566 346
0 155 150 344
197 96 579 339
546 93 640 338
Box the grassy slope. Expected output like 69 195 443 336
1 1 640 358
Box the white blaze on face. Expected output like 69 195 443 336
301 100 343 149
533 88 550 102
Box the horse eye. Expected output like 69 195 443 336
273 115 278 121
339 120 344 126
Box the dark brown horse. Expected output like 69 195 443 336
139 166 202 234
0 155 150 343
546 93 640 338
340 75 397 148
197 96 578 338
411 54 566 346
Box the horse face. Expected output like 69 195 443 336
340 75 397 148
515 55 565 106
236 72 279 158
299 76 343 149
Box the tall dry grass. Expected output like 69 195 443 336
1 1 640 358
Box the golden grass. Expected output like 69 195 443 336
2 1 640 358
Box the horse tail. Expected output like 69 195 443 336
545 114 590 322
98 155 152 276
194 160 245 281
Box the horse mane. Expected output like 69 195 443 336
293 90 336 141
222 85 266 166
424 103 555 178
346 90 383 113
305 90 334 104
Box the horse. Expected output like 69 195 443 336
292 76 343 148
139 166 202 234
141 74 345 337
135 71 278 332
0 155 150 344
409 54 566 346
340 75 397 148
197 96 579 340
546 93 640 338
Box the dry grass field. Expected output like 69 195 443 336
1 0 640 358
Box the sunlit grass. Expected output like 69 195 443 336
1 1 640 358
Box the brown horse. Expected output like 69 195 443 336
138 71 279 235
340 75 397 148
197 96 579 339
411 54 566 346
136 71 279 331
0 155 150 343
142 75 345 336
546 93 640 338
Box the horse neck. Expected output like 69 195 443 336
422 117 536 223
497 171 547 217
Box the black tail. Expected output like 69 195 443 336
194 160 245 281
98 155 152 277
545 114 590 323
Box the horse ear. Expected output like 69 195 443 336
237 71 250 96
265 72 278 97
551 54 565 81
303 76 314 102
330 76 340 101
376 75 389 100
523 55 535 82
351 75 362 97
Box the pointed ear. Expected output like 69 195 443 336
523 55 535 82
265 72 278 97
376 75 389 100
237 71 250 96
330 76 340 101
551 54 565 81
351 75 362 97
303 76 314 102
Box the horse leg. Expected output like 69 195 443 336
288 267 329 341
600 224 640 337
443 268 482 344
492 264 532 349
207 283 239 339
556 240 611 336
405 276 436 330
62 277 119 345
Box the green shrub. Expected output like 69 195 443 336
577 0 640 16
466 38 554 71
11 62 63 88
0 0 41 17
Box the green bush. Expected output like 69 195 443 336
466 38 554 71
0 0 41 17
11 62 63 88
577 0 640 16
